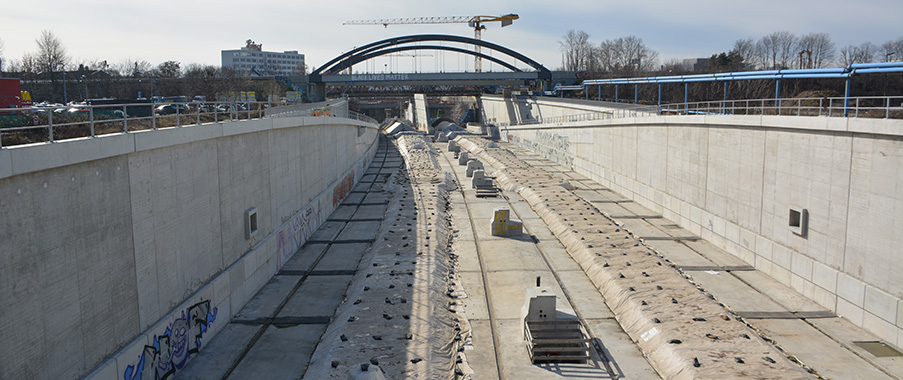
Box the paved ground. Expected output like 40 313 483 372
174 132 903 380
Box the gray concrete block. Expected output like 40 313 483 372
864 286 899 324
837 273 866 307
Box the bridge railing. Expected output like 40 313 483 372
660 96 903 119
0 100 376 148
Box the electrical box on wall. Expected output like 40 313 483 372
789 207 808 238
245 207 259 240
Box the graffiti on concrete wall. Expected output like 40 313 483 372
123 300 218 380
510 132 574 169
277 199 324 268
332 170 355 207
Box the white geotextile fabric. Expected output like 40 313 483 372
304 134 462 380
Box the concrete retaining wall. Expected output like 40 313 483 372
484 99 903 349
0 116 378 380
479 94 654 126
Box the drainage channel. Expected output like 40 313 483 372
215 136 394 380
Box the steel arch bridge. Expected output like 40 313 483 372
307 34 555 94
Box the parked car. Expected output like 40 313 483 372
155 104 189 115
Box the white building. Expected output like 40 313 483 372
221 40 305 77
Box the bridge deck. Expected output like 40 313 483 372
173 133 903 380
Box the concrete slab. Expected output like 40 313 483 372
683 240 752 268
754 319 895 380
281 244 329 273
314 243 369 272
733 271 830 312
362 193 390 204
351 204 387 220
340 192 365 205
589 201 633 217
534 242 583 273
808 317 903 376
232 275 302 321
459 271 490 320
617 202 656 216
278 275 354 318
645 218 699 240
464 320 500 380
453 240 483 273
615 218 673 239
172 324 259 380
327 205 357 221
685 270 787 313
226 324 327 380
308 221 345 242
556 270 615 319
643 240 717 268
583 318 661 380
479 239 550 272
334 221 381 242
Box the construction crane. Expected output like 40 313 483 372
343 14 519 72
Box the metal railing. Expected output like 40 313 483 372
660 96 903 119
495 96 902 128
0 100 377 148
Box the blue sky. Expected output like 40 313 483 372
1 0 901 72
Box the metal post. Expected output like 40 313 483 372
48 110 54 142
598 85 601 101
89 106 95 137
775 79 781 115
62 72 68 104
843 78 851 117
123 105 128 132
684 83 689 113
658 83 662 106
723 81 729 114
634 84 638 104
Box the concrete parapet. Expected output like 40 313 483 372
0 115 379 380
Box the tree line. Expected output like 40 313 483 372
0 31 294 103
560 29 903 75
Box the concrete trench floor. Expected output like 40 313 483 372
174 132 903 380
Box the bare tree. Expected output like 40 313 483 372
110 59 153 77
881 37 903 61
840 42 878 66
759 31 796 69
797 32 836 68
36 30 68 75
732 38 757 69
559 30 592 71
156 61 181 78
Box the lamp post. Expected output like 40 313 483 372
62 71 68 104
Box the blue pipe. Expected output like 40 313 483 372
615 85 619 102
